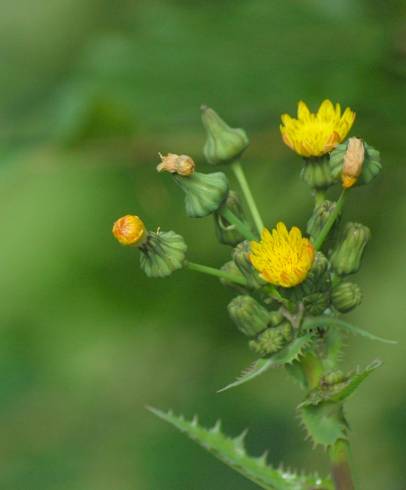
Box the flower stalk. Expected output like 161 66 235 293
231 161 264 235
313 190 346 250
220 207 257 241
185 261 249 287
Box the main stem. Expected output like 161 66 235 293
300 352 355 490
231 161 264 235
329 440 355 490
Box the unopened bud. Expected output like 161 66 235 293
157 153 195 177
323 370 345 385
330 222 371 276
330 139 382 187
214 191 246 246
341 138 364 188
331 281 362 313
307 200 339 240
303 291 330 316
300 252 330 295
173 171 229 218
228 295 270 337
139 230 187 278
219 261 247 293
201 106 249 165
249 322 293 356
232 240 266 289
113 215 147 246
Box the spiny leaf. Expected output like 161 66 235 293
299 360 382 408
218 335 313 393
148 407 333 490
298 402 348 448
302 316 397 344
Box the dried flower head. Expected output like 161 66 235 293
280 100 356 158
112 215 147 246
249 222 315 288
342 137 365 188
156 153 195 176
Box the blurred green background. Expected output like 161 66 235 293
0 0 405 489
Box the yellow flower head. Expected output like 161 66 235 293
112 215 147 246
249 222 315 288
280 100 356 158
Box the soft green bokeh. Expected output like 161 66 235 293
0 1 405 488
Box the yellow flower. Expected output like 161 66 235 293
112 215 147 246
249 222 315 288
280 100 356 158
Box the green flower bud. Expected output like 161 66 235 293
227 295 270 337
214 191 246 246
219 261 247 293
232 240 266 289
330 222 371 276
301 156 335 191
306 200 340 241
303 291 330 315
173 171 229 218
329 139 382 188
269 309 284 327
249 322 293 356
300 252 330 295
201 106 249 165
331 281 362 313
139 230 187 278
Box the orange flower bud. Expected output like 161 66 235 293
112 215 147 246
342 137 365 188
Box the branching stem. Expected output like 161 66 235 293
185 261 248 287
220 208 257 241
231 161 264 235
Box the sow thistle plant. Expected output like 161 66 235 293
112 100 392 490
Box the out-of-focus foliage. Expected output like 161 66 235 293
0 1 405 489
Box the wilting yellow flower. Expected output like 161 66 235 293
249 222 315 288
112 215 147 246
280 100 355 158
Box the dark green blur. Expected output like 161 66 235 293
0 1 405 488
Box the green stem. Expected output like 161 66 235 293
329 439 355 490
300 351 324 389
220 208 257 241
314 190 326 207
313 190 346 251
231 161 264 235
185 261 249 287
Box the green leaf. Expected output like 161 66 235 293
218 335 313 393
302 316 397 344
148 407 333 490
300 360 382 408
298 402 348 448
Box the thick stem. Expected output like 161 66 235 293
314 190 346 251
329 439 355 490
231 161 264 235
220 208 257 241
314 190 326 207
185 261 249 287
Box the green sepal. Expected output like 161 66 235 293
173 171 229 218
301 156 335 191
233 240 267 289
302 316 397 344
329 140 382 187
201 106 249 166
220 261 248 293
148 407 333 490
139 230 187 278
218 335 313 392
299 360 382 408
214 190 246 245
298 402 348 448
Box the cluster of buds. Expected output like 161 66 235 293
112 100 381 376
